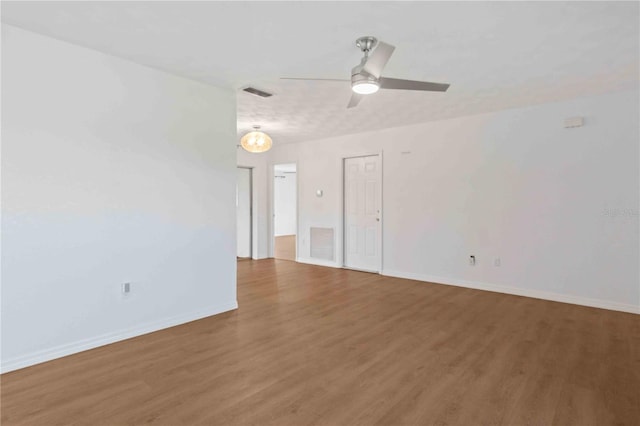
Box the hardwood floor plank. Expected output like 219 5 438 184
2 259 638 425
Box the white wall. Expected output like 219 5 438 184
1 25 238 372
274 168 297 236
269 90 640 313
236 168 252 257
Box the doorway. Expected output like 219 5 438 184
343 155 382 272
273 163 297 261
237 167 252 259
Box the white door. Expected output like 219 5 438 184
344 155 381 272
236 168 252 258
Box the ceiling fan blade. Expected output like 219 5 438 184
362 41 395 79
379 77 450 92
347 92 364 109
280 77 350 82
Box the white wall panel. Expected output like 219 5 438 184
1 26 238 371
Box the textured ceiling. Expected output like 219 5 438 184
3 1 638 144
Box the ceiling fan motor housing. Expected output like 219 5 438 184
351 56 379 88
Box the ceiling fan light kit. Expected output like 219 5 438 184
352 80 379 94
240 125 272 153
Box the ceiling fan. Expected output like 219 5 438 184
282 36 450 108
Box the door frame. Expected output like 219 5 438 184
237 166 254 259
269 162 299 261
342 151 383 273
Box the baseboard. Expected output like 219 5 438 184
1 300 238 374
382 269 639 315
296 256 342 269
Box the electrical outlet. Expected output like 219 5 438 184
469 255 476 266
122 282 131 294
494 258 501 267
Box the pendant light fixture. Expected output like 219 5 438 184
240 125 272 153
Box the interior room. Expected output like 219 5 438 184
1 2 638 425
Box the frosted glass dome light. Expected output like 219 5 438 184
240 126 272 153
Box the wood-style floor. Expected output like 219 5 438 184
274 234 296 261
2 259 639 425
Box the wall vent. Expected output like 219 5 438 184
310 227 334 261
564 116 584 128
242 87 273 98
